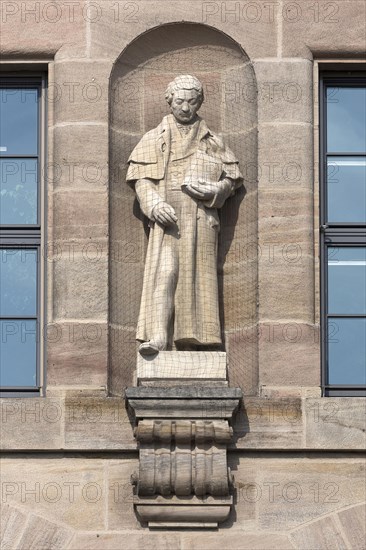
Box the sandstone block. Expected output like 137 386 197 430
53 191 108 241
290 516 348 549
258 254 315 321
17 515 73 550
0 398 62 450
53 252 108 320
180 532 293 549
107 459 142 530
337 503 366 550
1 458 106 530
255 60 312 124
52 124 108 190
0 504 27 550
47 321 108 387
257 460 365 530
64 397 135 449
70 532 181 550
232 397 303 449
282 0 366 58
305 398 366 449
259 323 320 387
53 61 111 123
258 124 313 190
0 0 87 59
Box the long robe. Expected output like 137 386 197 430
126 114 242 346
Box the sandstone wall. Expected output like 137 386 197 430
1 1 365 548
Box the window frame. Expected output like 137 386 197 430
319 68 366 397
0 73 47 397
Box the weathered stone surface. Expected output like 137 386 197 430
0 0 87 59
0 504 27 550
282 0 366 58
136 503 231 527
69 532 181 550
1 458 106 530
107 459 142 530
0 399 63 450
259 323 320 387
255 60 312 123
64 397 135 449
258 188 313 250
17 515 73 550
257 460 366 530
53 61 111 123
290 516 348 549
89 8 276 60
53 252 108 320
52 124 108 190
137 351 227 381
180 532 293 549
258 255 315 321
337 503 366 550
223 64 258 133
53 191 108 240
109 325 138 394
226 328 259 396
258 124 313 190
305 398 366 449
232 398 303 449
47 321 108 387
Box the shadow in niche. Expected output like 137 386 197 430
218 184 247 349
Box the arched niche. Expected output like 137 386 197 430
109 23 258 395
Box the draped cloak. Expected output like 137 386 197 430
126 114 243 345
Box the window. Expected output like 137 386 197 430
320 69 366 397
0 76 46 396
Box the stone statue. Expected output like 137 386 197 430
127 75 243 355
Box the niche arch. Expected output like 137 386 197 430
109 23 258 395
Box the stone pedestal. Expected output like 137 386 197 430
136 351 227 384
126 356 242 528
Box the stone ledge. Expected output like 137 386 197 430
125 386 242 419
0 397 364 451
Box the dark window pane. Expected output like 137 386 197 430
327 87 366 153
0 249 37 316
0 319 37 387
328 247 366 314
0 158 38 224
327 157 366 223
0 88 38 156
328 318 366 385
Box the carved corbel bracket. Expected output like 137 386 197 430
125 386 242 528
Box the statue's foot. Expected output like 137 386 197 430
138 341 161 355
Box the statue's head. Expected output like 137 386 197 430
165 75 204 124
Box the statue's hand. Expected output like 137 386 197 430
185 180 218 201
152 202 178 226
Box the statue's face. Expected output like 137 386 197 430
170 89 201 124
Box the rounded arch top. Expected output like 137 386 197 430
110 22 251 80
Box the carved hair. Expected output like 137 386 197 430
165 75 204 106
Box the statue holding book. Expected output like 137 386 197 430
126 75 243 355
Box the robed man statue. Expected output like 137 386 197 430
126 75 243 355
